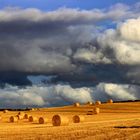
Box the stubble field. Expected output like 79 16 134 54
0 102 140 140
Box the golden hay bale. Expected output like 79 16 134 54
72 115 85 123
38 117 48 124
17 115 24 120
94 107 100 114
30 108 35 111
95 101 101 105
52 115 69 126
107 99 113 103
24 114 29 119
74 102 80 107
28 116 38 122
86 101 93 105
17 112 25 116
9 116 18 122
3 110 8 113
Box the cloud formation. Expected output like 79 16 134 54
93 83 139 101
0 3 140 107
0 3 139 73
96 18 140 65
0 4 138 23
0 83 139 108
0 84 92 108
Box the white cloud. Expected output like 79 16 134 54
0 84 93 108
0 4 137 23
92 83 139 101
0 82 139 108
73 47 112 64
119 18 140 42
96 17 140 65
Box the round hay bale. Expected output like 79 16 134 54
17 115 24 120
17 112 25 116
39 117 48 124
95 101 101 105
72 115 85 123
30 108 35 111
3 110 8 113
24 114 29 119
107 99 113 103
28 116 38 122
86 101 93 105
94 107 100 114
52 115 69 126
9 116 18 122
74 102 80 107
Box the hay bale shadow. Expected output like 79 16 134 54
114 126 140 129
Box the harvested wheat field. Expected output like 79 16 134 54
0 102 140 140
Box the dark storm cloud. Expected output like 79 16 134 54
0 4 139 73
